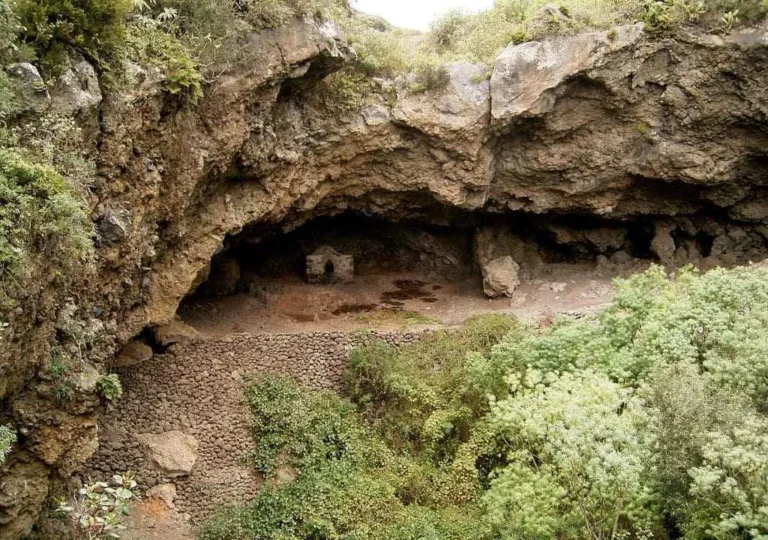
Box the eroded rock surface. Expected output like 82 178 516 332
2 17 768 540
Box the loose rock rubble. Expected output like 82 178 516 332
84 330 425 521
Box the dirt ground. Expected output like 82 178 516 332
121 496 195 540
179 261 646 335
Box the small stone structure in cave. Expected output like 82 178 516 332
306 245 354 283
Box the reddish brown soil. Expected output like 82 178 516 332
179 261 645 335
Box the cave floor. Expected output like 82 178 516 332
179 260 648 335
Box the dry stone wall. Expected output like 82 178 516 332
85 330 425 521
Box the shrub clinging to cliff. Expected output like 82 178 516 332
0 424 15 465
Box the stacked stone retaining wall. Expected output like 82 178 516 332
84 330 426 520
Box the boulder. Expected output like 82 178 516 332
97 207 133 245
115 340 153 368
481 256 520 298
136 431 198 478
527 4 570 37
152 321 199 348
50 60 102 116
474 227 542 280
651 224 676 265
5 63 50 114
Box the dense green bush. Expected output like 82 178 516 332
16 0 133 73
648 362 768 538
126 26 202 105
490 265 768 403
0 148 93 301
346 314 516 453
201 317 516 540
484 369 660 539
237 0 349 29
96 373 123 403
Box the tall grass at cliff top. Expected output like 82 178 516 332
362 0 768 69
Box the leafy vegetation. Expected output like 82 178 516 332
0 424 15 465
96 373 123 403
0 148 93 303
16 0 133 75
203 266 768 540
55 472 140 540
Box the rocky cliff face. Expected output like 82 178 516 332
1 17 767 539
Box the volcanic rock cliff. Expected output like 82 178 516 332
1 17 767 539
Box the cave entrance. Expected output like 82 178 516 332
177 209 711 334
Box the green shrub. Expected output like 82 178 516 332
346 23 411 77
238 0 349 29
96 373 123 403
315 70 377 113
346 314 516 453
0 148 93 301
127 26 202 105
488 265 768 404
202 372 495 540
484 369 660 539
55 472 139 540
0 424 16 465
411 57 451 92
12 115 97 193
0 1 22 121
16 0 133 74
647 362 768 538
0 72 20 123
429 9 470 51
244 375 385 476
0 0 20 59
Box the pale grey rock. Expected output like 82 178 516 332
527 4 570 37
153 321 199 347
490 24 643 120
50 60 103 116
72 362 101 394
115 341 153 368
6 63 49 114
147 483 177 509
651 224 677 264
136 431 198 478
362 104 390 126
392 62 490 143
98 207 133 244
481 256 520 298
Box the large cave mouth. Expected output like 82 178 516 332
172 206 768 333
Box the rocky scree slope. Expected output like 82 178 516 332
1 17 768 540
